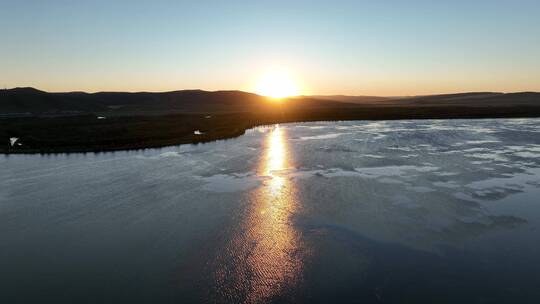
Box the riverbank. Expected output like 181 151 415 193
3 104 540 154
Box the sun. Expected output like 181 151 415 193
255 69 300 99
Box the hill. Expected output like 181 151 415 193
0 88 354 116
2 88 540 117
389 92 540 106
0 88 265 116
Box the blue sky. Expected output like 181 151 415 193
1 0 539 95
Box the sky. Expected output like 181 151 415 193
1 0 540 96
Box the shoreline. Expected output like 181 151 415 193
3 106 540 154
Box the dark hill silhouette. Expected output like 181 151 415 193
0 88 356 115
0 88 266 115
2 88 539 116
1 87 107 114
306 95 392 103
370 91 540 106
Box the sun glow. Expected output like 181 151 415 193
255 69 300 99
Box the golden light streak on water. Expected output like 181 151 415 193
265 125 287 195
211 125 303 303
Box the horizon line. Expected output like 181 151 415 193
4 86 539 98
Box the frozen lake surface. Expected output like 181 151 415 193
2 119 540 303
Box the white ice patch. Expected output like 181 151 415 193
136 151 201 162
298 133 349 140
434 171 459 176
387 146 415 152
466 152 508 162
354 165 439 178
462 147 490 153
503 145 540 158
401 154 420 158
514 152 540 158
158 151 184 158
362 154 385 159
464 140 501 145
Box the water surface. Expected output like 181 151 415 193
2 119 540 303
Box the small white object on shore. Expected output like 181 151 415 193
97 116 106 119
194 130 204 135
10 137 19 147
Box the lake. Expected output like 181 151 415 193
2 119 540 303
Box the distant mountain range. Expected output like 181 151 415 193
308 92 540 105
0 87 265 115
1 87 539 116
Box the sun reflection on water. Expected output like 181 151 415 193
211 125 303 303
265 126 287 195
